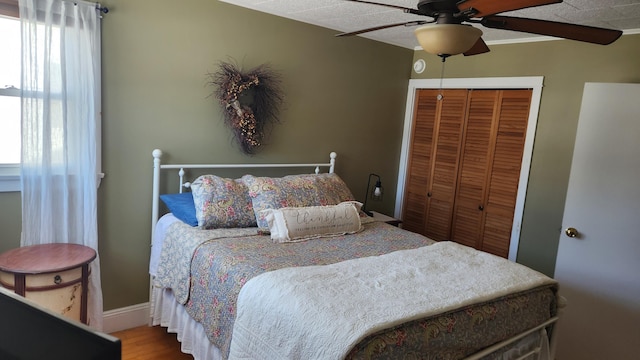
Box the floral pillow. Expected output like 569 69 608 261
190 175 257 229
241 173 355 229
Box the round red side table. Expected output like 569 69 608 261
0 243 96 324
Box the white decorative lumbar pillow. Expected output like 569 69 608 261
262 201 363 243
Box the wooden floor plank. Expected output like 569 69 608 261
111 325 193 360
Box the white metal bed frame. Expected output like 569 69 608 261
150 149 337 329
149 148 565 360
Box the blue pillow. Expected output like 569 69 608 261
160 193 198 226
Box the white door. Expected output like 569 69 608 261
554 83 640 359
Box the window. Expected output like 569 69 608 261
0 15 21 191
1 7 103 192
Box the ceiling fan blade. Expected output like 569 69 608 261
336 21 429 37
482 16 623 45
464 38 490 56
342 0 417 13
457 0 561 18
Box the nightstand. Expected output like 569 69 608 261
370 211 403 227
0 243 96 324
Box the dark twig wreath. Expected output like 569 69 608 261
208 61 284 154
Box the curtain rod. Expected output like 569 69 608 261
96 4 108 14
62 0 109 14
0 0 108 18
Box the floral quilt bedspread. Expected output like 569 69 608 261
154 223 259 304
155 220 435 357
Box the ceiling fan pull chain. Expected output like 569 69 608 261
437 55 448 101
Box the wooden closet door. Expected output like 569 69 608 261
450 90 498 249
402 89 468 239
402 89 438 234
451 89 532 257
481 89 532 257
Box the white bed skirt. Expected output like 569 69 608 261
151 287 222 360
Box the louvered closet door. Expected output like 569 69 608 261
402 89 438 234
402 89 468 239
450 90 498 249
481 89 532 256
451 89 532 257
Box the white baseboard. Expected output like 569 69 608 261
102 302 150 334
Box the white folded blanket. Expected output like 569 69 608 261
228 241 556 360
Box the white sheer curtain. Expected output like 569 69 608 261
19 0 103 330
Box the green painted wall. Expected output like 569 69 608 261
410 33 640 276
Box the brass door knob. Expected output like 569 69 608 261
565 227 579 238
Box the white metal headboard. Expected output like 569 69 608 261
150 149 337 245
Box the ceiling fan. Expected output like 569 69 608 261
336 0 623 57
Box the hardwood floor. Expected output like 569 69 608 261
111 325 193 360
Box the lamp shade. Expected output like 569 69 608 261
414 24 483 56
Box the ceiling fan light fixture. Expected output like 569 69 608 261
414 24 483 56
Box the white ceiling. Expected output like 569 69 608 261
219 0 640 49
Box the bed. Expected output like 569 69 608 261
149 149 563 360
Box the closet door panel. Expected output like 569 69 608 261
424 90 468 240
481 212 513 256
451 90 498 248
449 206 479 247
402 90 438 234
481 89 532 257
